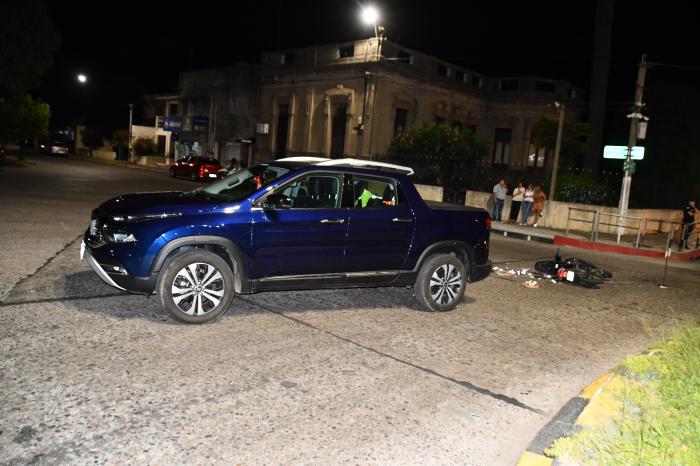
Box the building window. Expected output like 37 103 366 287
167 103 178 116
455 70 466 82
534 81 555 92
394 108 408 136
499 80 519 91
471 76 483 88
230 96 240 115
493 128 512 167
397 50 413 64
568 88 577 99
338 45 355 58
280 53 295 64
437 64 450 77
528 145 547 168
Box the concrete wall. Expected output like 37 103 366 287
414 184 443 202
131 125 172 156
464 189 684 235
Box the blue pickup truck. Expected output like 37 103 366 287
82 157 491 323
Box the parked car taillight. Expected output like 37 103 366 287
484 217 492 231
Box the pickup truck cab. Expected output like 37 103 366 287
82 157 491 323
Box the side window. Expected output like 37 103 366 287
352 176 404 209
279 174 341 209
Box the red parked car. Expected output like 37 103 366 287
169 156 222 181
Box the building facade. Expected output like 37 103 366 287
254 39 584 175
177 64 259 165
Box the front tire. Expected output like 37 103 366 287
157 250 235 324
191 171 199 181
414 254 467 312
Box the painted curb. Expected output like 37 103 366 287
515 372 614 466
554 235 700 261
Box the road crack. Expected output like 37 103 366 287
238 297 546 415
1 234 83 302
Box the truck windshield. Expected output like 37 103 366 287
196 164 290 201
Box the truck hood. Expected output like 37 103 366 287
93 191 218 218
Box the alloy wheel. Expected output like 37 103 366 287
429 264 462 305
171 262 225 316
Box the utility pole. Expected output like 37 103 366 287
616 55 648 242
549 102 566 202
128 103 134 163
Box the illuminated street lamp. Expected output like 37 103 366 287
361 5 380 37
77 73 87 84
359 5 385 160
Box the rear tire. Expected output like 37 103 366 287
156 250 235 324
191 171 198 181
414 254 467 312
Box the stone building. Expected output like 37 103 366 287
254 38 585 175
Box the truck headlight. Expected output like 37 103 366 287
105 231 137 243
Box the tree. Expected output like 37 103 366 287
111 129 129 160
387 123 489 191
0 94 50 158
531 118 591 169
134 137 156 156
81 127 104 157
0 0 60 98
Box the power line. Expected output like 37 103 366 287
647 61 700 72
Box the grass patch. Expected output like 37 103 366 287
547 319 700 465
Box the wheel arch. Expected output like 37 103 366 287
151 235 249 293
412 241 475 276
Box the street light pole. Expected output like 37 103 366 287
616 55 648 242
128 103 134 163
549 102 566 203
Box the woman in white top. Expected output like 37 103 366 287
508 182 525 223
520 185 535 225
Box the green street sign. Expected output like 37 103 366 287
603 145 645 160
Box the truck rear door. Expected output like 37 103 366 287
344 174 414 276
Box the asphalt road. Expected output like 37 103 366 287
1 154 698 465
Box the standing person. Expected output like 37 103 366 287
509 182 525 223
679 199 697 250
532 186 547 228
492 178 508 222
520 184 535 225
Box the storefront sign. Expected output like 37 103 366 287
163 116 182 132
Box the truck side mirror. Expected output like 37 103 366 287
263 193 292 209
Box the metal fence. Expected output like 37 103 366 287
566 207 598 241
662 220 700 252
594 212 646 248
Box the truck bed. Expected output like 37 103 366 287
424 200 486 213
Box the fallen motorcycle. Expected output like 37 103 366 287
534 250 612 288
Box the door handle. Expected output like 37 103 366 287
320 218 345 224
392 217 413 223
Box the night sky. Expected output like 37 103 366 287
37 0 699 132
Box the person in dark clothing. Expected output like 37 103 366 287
680 200 696 250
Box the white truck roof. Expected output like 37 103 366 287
274 156 414 175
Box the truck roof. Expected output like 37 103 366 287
275 157 414 176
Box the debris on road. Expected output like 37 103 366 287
493 250 612 289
